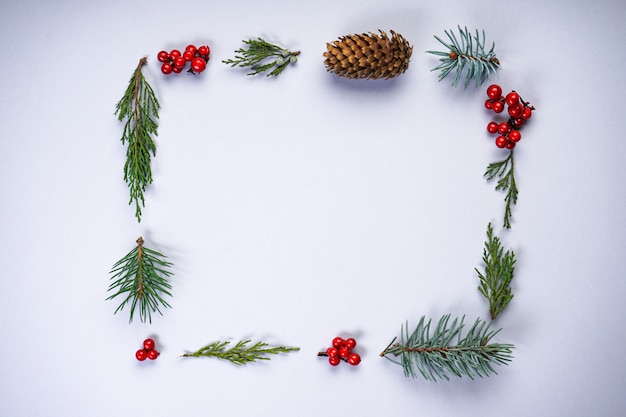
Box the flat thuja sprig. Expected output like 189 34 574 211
485 150 518 229
476 223 516 320
114 57 160 222
223 38 300 76
426 26 500 87
180 340 300 365
380 315 514 381
106 236 173 323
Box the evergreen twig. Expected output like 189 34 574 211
380 315 514 381
181 340 300 365
484 150 518 229
106 236 173 323
114 57 160 222
476 223 516 320
426 26 500 87
223 38 300 76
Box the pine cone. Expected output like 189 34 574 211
323 30 413 80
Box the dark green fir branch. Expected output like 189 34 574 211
485 150 518 229
114 57 160 222
181 340 300 365
106 236 173 323
476 223 516 320
223 38 300 76
426 26 500 87
380 315 514 381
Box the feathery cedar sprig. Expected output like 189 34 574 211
476 223 516 320
426 26 500 87
485 150 518 229
181 340 300 365
380 315 514 381
223 38 300 76
106 236 173 323
114 57 160 222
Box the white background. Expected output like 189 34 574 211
1 0 625 416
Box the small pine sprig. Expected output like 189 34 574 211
380 315 514 381
223 38 300 76
476 223 516 320
114 57 160 222
181 340 300 365
485 150 518 229
426 26 500 88
106 236 173 323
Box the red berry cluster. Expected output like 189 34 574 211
135 338 160 361
484 84 534 149
157 44 210 75
318 336 361 366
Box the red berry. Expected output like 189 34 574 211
508 104 523 118
326 347 339 358
509 130 522 143
339 346 350 359
147 349 159 360
505 141 516 150
498 122 511 134
484 99 494 110
183 50 195 61
191 57 206 73
344 338 357 350
169 49 182 59
505 91 520 107
492 101 505 113
161 63 173 74
328 356 341 366
143 338 155 351
332 337 345 348
185 44 197 54
347 353 361 366
522 106 533 119
157 50 170 63
174 56 186 69
495 136 508 148
513 117 525 128
135 349 148 361
172 66 183 74
197 45 210 57
486 84 502 100
487 121 498 134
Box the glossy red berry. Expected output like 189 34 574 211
143 338 155 351
328 356 341 366
173 56 187 69
161 63 173 74
135 349 148 361
332 337 345 348
505 141 516 150
157 50 170 63
344 338 357 350
505 91 520 107
486 84 502 100
495 135 508 149
326 347 339 358
508 104 523 118
484 99 494 110
191 57 206 73
185 44 197 54
147 349 159 360
513 117 525 128
172 66 183 74
492 101 505 113
509 130 522 143
197 45 210 57
339 346 350 359
498 122 511 134
169 49 182 59
183 50 195 61
522 106 533 119
487 121 499 134
347 353 361 366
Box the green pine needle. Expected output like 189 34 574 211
223 38 300 76
476 223 516 320
181 340 300 365
114 57 160 222
106 236 173 323
484 150 518 229
426 26 500 88
380 315 514 381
